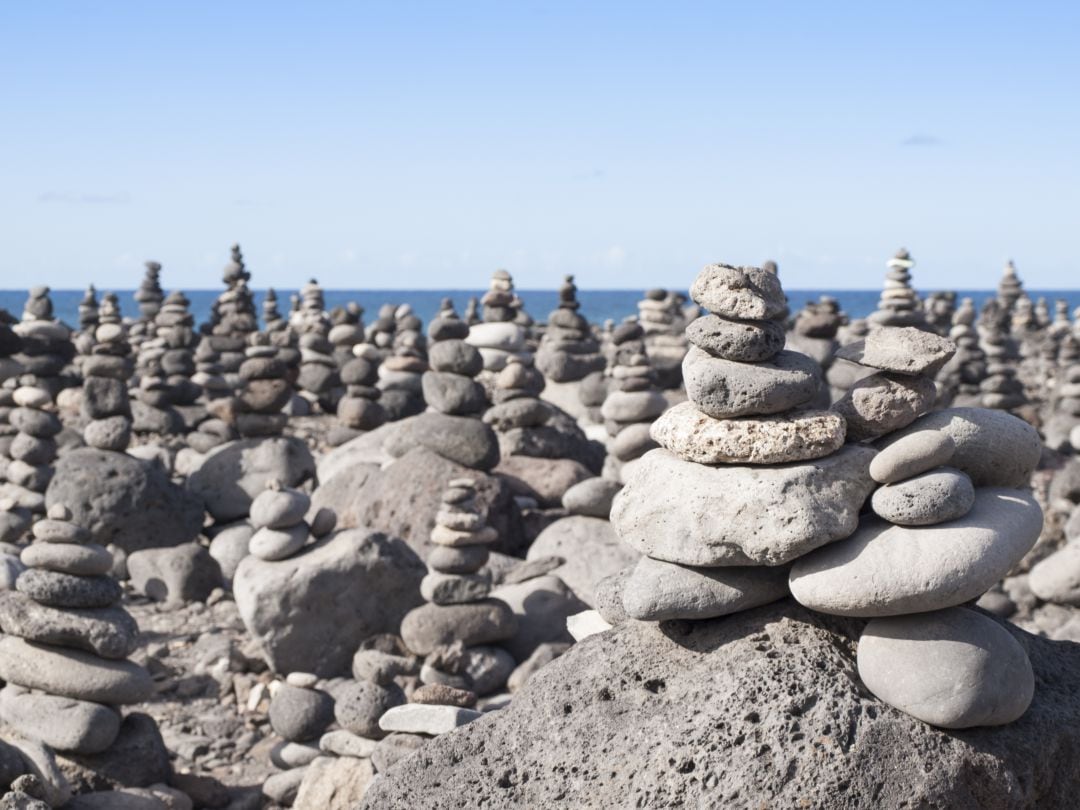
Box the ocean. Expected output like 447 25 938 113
2 289 1079 330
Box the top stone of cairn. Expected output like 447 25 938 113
689 264 787 321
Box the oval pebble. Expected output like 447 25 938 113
871 467 974 526
869 430 955 484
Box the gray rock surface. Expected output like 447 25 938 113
126 544 221 605
688 264 786 320
684 313 786 362
269 685 335 743
233 529 425 675
832 372 936 441
45 449 203 552
858 607 1033 729
869 430 956 484
490 575 585 662
0 637 153 704
612 446 876 566
362 599 1080 809
384 412 500 470
0 685 120 754
525 516 639 606
1029 542 1080 606
790 489 1043 616
683 346 821 419
561 477 621 519
836 326 956 376
400 599 518 657
0 591 138 659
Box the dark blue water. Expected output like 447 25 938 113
2 288 1078 330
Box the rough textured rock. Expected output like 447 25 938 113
790 489 1043 616
45 449 203 552
0 637 153 704
313 447 525 558
0 591 138 659
879 408 1041 489
682 347 821 419
832 372 936 441
126 544 221 605
187 437 316 522
688 264 786 320
494 456 592 507
361 599 1080 810
293 755 375 810
650 402 845 465
59 713 171 792
612 446 876 566
684 313 786 362
525 516 640 606
836 327 956 377
384 412 500 471
870 467 975 526
233 529 425 675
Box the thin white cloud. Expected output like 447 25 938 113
38 191 131 205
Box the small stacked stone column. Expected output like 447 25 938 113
390 479 510 737
81 299 133 451
535 275 604 384
235 340 291 438
336 344 387 434
422 310 486 417
936 297 986 407
3 385 60 511
599 344 664 480
467 272 530 374
0 504 151 755
155 291 202 411
868 249 928 329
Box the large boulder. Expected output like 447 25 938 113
384 413 500 471
526 516 640 606
187 436 316 522
233 529 425 676
313 447 527 558
45 449 203 553
362 600 1080 809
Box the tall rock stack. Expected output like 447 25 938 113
233 337 291 438
535 275 604 384
293 279 340 413
2 385 60 512
0 503 153 754
467 272 530 376
130 293 188 438
831 327 950 441
936 297 987 407
923 291 956 335
397 478 516 714
599 345 664 481
81 299 134 452
868 249 927 329
978 311 1027 413
203 244 259 386
637 289 689 389
463 297 480 326
328 302 366 369
368 304 397 353
789 400 1043 728
997 259 1025 315
77 285 99 334
377 306 428 421
787 295 844 368
263 288 284 331
423 312 486 418
613 263 873 625
13 286 73 401
1044 335 1080 451
336 344 387 436
155 291 202 412
129 260 165 354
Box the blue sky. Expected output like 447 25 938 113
1 1 1077 290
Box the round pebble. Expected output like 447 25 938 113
871 467 975 526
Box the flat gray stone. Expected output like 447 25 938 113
857 607 1033 728
685 313 785 362
249 488 310 530
400 599 518 656
622 556 789 621
15 569 120 608
378 704 482 736
0 590 138 659
420 571 492 605
650 402 846 465
20 543 112 576
600 390 668 423
249 523 309 561
790 488 1043 616
561 477 621 519
0 685 120 754
611 446 876 567
869 430 956 483
879 407 1041 489
0 636 153 704
832 372 936 441
836 327 956 376
689 264 786 320
871 467 975 525
683 346 821 419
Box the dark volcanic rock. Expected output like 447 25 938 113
45 449 203 553
363 600 1080 809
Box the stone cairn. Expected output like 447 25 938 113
234 336 291 438
328 302 366 369
467 271 529 375
481 355 549 456
77 285 99 334
131 291 188 438
613 261 1042 731
262 669 336 803
936 297 987 407
336 344 387 435
599 333 664 481
81 295 134 451
0 504 152 756
389 478 509 740
636 288 689 388
377 305 428 420
128 260 165 353
202 244 259 381
13 286 73 401
978 302 1027 413
787 294 844 369
422 303 486 418
291 279 335 412
263 288 284 331
923 290 956 335
997 259 1025 314
2 384 60 513
155 290 202 413
535 275 604 384
368 303 397 354
868 248 927 328
615 262 859 626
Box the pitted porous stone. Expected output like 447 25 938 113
650 402 845 465
685 314 786 362
689 264 787 320
857 607 1033 729
682 346 822 419
832 372 936 441
790 488 1043 616
611 446 876 567
835 327 956 377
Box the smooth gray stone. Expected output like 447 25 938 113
1029 542 1080 606
270 740 322 768
622 556 790 621
249 523 308 561
836 327 956 377
879 407 1041 489
269 684 335 743
689 264 786 320
249 488 310 530
15 569 120 608
421 372 488 416
0 636 153 704
427 544 489 575
685 313 786 362
378 704 482 736
857 607 1033 728
832 372 936 441
351 649 418 685
262 768 306 806
682 346 820 419
790 488 1043 616
599 390 667 423
611 447 876 567
0 685 120 754
561 477 621 519
420 571 492 605
869 430 956 483
526 516 638 606
463 645 516 696
400 600 518 657
319 729 378 758
0 590 138 659
20 543 113 576
428 339 483 377
871 468 975 526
